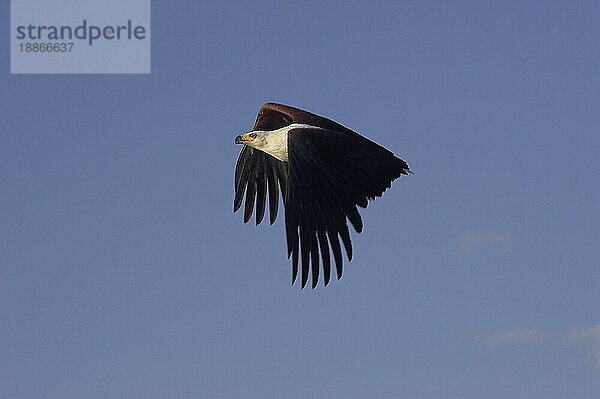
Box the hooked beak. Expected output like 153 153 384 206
235 133 251 145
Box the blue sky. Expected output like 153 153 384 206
1 1 599 398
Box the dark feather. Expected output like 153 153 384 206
234 103 411 288
285 126 410 287
255 169 266 225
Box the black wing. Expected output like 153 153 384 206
286 127 411 289
234 147 287 224
233 104 292 224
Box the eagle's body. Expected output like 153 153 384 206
234 103 411 288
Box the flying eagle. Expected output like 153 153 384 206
234 103 411 288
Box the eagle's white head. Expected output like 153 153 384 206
235 126 293 162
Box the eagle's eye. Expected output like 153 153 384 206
249 133 257 139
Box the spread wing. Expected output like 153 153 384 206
285 127 411 289
234 147 287 224
233 104 291 225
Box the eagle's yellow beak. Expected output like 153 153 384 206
235 133 254 145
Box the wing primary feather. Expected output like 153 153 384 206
286 197 300 285
234 147 251 191
255 170 266 225
327 230 344 280
310 233 319 289
285 199 299 258
300 225 311 289
277 163 288 194
305 201 320 289
243 178 257 223
339 223 353 261
291 248 299 285
267 170 279 224
317 230 330 286
346 205 363 233
233 184 246 213
233 163 252 212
